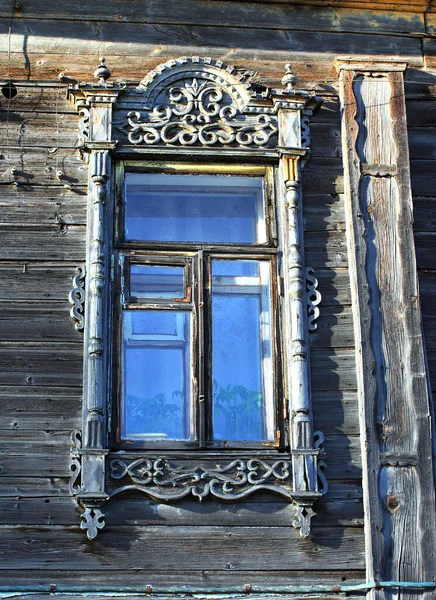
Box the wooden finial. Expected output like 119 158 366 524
94 57 111 84
281 63 297 93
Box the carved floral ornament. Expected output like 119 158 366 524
68 57 319 152
67 57 326 540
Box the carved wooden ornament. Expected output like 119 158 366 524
68 57 325 540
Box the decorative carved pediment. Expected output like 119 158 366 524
113 57 279 149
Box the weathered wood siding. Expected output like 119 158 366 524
0 0 434 595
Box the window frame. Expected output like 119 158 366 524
67 57 326 540
111 161 283 451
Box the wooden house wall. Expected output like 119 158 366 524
0 0 434 593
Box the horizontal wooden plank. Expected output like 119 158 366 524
303 194 346 232
0 304 83 342
406 101 436 127
312 268 352 306
0 569 366 589
0 340 355 391
413 197 436 232
0 386 81 431
0 1 426 35
305 230 348 268
1 18 423 62
302 157 344 194
0 429 361 480
415 232 436 268
408 127 436 159
0 303 353 346
311 305 354 349
0 595 366 600
0 342 83 387
0 149 87 185
311 349 357 390
0 109 77 148
0 185 87 226
0 226 85 261
227 0 428 9
0 263 79 301
0 525 365 570
0 477 70 497
312 392 359 435
404 67 436 100
0 488 363 527
0 85 74 113
410 160 436 196
0 53 339 93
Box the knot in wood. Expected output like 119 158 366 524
386 494 400 512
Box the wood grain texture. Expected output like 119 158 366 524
0 488 363 527
0 18 423 61
339 63 436 594
0 1 426 34
0 525 365 570
0 569 366 589
0 186 87 226
0 264 79 301
0 226 85 261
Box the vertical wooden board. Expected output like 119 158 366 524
338 62 436 593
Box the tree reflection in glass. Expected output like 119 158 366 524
211 259 274 442
121 310 191 440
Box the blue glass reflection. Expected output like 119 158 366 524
211 260 272 441
131 265 185 299
125 173 265 243
122 310 191 440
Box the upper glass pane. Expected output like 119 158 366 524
130 265 185 299
124 173 266 243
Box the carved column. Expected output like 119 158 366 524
336 58 436 598
272 75 323 537
68 65 122 538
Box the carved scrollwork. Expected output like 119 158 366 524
69 430 82 495
314 430 328 495
306 267 321 331
292 504 316 538
116 76 277 148
68 265 85 331
110 458 294 502
80 506 105 540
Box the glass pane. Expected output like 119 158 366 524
211 260 274 442
121 310 192 441
125 173 265 243
131 265 185 299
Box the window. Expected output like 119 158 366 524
68 56 325 540
113 164 281 449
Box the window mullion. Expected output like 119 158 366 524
196 249 206 448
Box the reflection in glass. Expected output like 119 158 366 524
125 173 265 243
130 265 185 299
121 310 191 440
211 260 274 442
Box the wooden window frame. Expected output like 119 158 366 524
67 56 326 540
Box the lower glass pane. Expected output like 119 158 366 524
211 259 274 442
121 310 192 440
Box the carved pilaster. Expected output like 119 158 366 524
278 100 326 534
67 61 123 537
